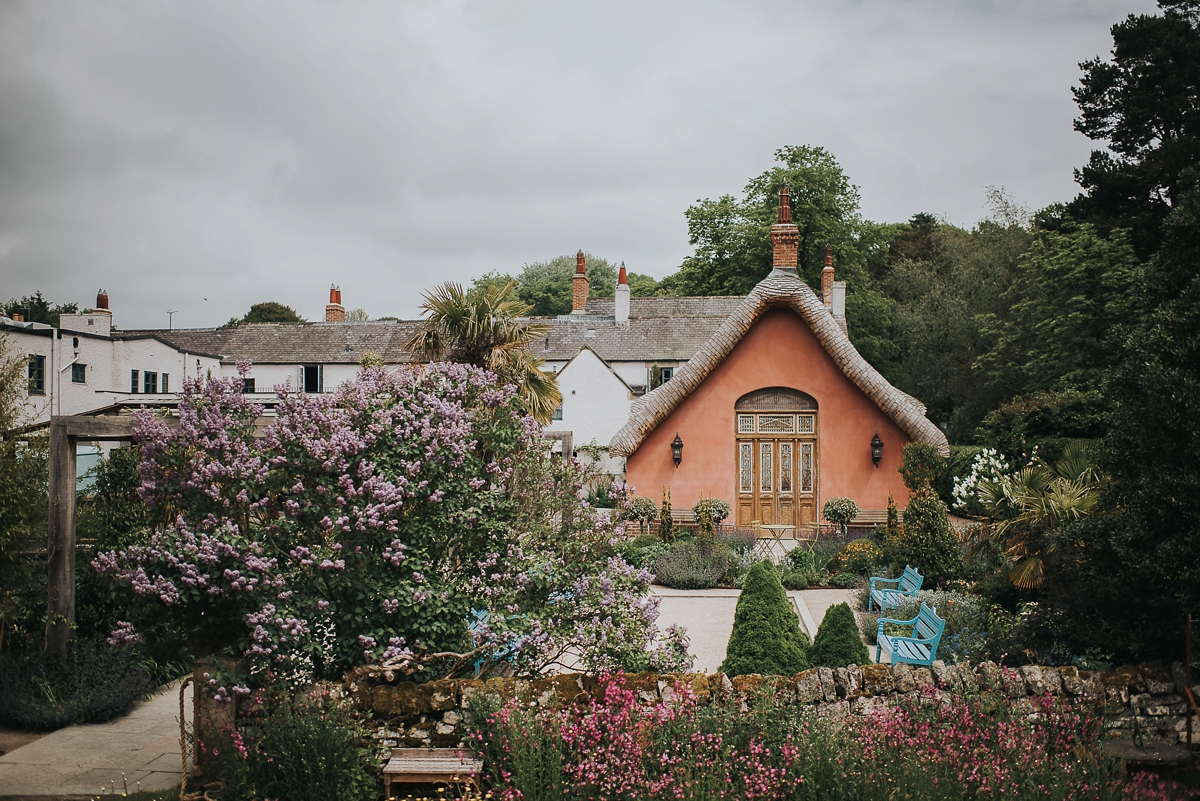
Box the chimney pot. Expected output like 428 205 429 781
96 290 109 310
822 244 836 307
326 284 346 322
770 186 799 272
615 261 630 325
571 250 589 313
778 182 791 224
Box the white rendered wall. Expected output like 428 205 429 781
552 348 633 476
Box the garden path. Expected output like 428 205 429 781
0 679 188 798
651 587 863 673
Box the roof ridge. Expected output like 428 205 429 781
608 270 948 457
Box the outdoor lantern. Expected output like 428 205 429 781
871 431 884 467
671 433 684 468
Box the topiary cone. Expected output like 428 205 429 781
808 602 870 668
719 560 809 677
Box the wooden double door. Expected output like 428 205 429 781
736 411 817 530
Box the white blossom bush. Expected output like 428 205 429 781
951 448 1010 516
93 362 690 690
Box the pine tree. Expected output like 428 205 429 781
720 560 809 677
808 602 870 668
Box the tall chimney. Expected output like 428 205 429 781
821 244 835 307
615 262 630 326
770 183 799 273
326 284 346 322
571 250 589 313
96 290 109 310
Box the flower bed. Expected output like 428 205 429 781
466 673 1197 800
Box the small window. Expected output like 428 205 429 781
660 367 674 383
161 373 169 393
798 414 815 434
551 405 563 421
28 355 46 395
72 337 79 348
130 370 139 394
143 371 158 394
737 414 755 434
242 378 255 394
71 363 86 384
301 364 323 393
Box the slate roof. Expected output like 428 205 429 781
607 270 950 458
121 296 744 365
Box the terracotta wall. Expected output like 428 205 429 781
625 307 912 512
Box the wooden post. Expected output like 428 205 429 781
46 418 77 658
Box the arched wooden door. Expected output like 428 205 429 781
735 388 818 531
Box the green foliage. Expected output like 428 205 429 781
210 688 375 801
781 548 819 589
720 561 809 677
821 497 860 535
975 388 1107 464
473 254 658 316
618 535 670 571
886 492 900 542
0 334 48 653
899 442 944 492
1070 3 1200 256
832 539 883 575
659 486 674 543
830 572 860 588
0 641 156 730
808 602 869 667
628 496 659 535
2 291 78 328
692 497 731 526
889 590 989 664
235 301 305 324
652 540 733 590
975 223 1140 398
893 487 963 585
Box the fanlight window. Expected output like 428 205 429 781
734 387 817 411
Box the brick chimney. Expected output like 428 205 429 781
821 245 835 307
325 284 346 322
571 250 589 313
770 183 799 273
615 261 630 326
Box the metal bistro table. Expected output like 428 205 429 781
755 524 795 561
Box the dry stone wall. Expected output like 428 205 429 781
346 660 1200 752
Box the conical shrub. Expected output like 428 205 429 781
720 560 809 677
808 602 870 668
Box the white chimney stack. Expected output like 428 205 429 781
615 262 630 326
831 281 847 335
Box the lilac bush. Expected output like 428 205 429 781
94 362 688 686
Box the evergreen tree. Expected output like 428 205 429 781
808 603 869 668
720 560 809 677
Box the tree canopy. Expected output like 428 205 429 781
3 291 78 328
475 253 659 316
225 301 306 327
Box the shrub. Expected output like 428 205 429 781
720 560 809 676
893 486 964 584
886 491 899 542
627 496 659 535
209 687 374 801
659 486 675 543
890 590 988 663
899 442 945 492
0 641 156 730
832 539 882 574
653 541 732 589
617 534 670 570
692 497 731 527
822 497 860 535
831 571 860 588
809 602 869 667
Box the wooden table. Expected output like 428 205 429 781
755 524 795 560
383 748 483 799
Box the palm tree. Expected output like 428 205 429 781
407 281 562 424
973 440 1101 589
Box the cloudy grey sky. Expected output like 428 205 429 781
0 0 1156 329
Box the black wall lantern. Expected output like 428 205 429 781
671 433 684 468
870 431 884 467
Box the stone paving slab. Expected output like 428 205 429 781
652 587 860 673
0 680 188 797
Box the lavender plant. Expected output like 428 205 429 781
94 362 689 689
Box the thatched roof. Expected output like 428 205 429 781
607 270 949 457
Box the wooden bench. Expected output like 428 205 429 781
876 603 946 667
848 509 903 529
867 564 923 611
383 747 483 799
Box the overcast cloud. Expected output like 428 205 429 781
0 0 1158 328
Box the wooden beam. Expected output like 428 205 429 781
46 421 77 658
57 415 137 440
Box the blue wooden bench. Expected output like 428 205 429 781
867 564 923 611
875 603 945 666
